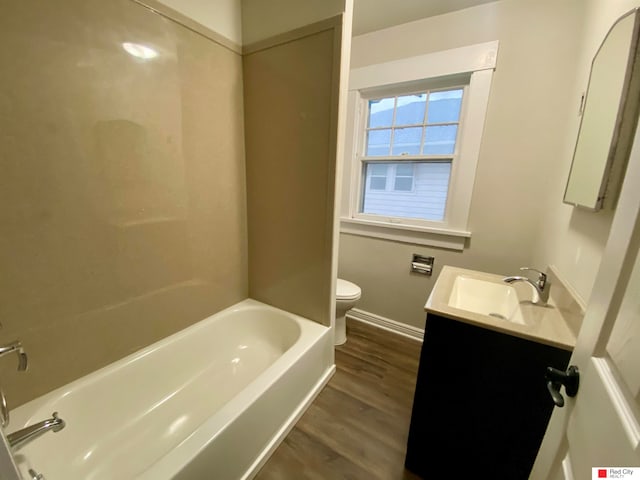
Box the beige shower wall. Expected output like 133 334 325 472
243 18 343 326
0 0 247 406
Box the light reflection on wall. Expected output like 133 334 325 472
122 42 158 59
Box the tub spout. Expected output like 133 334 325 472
7 412 66 451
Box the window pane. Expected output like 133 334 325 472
395 94 427 125
365 163 389 191
427 89 463 123
394 163 414 191
366 129 391 156
424 125 458 154
394 177 413 191
396 164 414 176
392 127 422 155
370 176 386 190
362 161 451 221
369 163 387 176
368 98 395 128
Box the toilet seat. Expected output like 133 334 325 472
336 278 361 301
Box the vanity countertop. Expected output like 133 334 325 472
425 266 576 351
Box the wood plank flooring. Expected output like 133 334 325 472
255 319 424 480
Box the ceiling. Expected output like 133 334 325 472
352 0 498 36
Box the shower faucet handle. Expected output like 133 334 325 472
0 340 28 371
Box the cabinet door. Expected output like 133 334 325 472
405 314 570 478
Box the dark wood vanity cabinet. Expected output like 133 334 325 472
405 313 572 479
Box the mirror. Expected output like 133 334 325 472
564 8 640 211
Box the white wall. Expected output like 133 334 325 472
241 0 345 45
339 0 587 328
156 0 243 45
532 0 640 305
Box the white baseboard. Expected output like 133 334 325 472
346 308 424 342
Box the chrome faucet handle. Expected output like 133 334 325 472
0 341 28 372
519 267 547 288
28 469 45 480
17 348 28 371
0 388 8 428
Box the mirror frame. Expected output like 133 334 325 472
563 8 640 211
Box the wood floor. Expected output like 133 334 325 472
255 319 424 480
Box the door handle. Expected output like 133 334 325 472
545 365 579 407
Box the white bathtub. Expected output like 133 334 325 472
8 299 335 480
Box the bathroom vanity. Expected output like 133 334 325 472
405 266 576 479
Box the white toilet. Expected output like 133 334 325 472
335 278 362 345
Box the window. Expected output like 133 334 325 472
340 41 498 250
394 164 414 191
361 87 464 222
368 163 388 190
364 163 415 193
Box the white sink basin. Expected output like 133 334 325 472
448 276 526 325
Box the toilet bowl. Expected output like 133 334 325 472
335 278 362 345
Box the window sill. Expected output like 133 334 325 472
339 217 470 251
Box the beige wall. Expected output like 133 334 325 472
243 19 342 326
532 0 640 305
339 0 586 329
0 0 247 406
241 0 345 45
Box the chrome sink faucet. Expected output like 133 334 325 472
503 267 551 306
7 412 66 451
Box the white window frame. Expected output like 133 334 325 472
340 41 498 251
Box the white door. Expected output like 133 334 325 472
530 121 640 479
